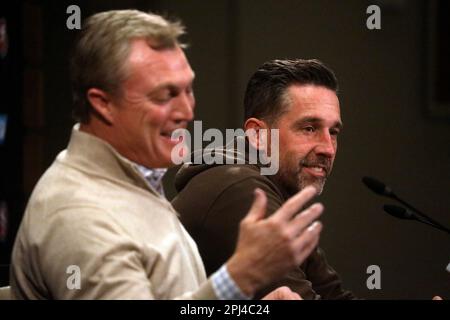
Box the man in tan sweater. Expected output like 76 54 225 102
10 10 323 299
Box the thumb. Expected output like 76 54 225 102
244 188 267 223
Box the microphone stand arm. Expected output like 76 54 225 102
391 193 450 235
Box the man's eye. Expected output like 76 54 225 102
153 96 171 104
152 90 177 104
330 129 340 136
303 126 315 133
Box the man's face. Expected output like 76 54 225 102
109 39 195 168
272 84 342 195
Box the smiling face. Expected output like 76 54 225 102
104 39 195 168
272 84 342 195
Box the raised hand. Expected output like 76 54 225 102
226 186 323 297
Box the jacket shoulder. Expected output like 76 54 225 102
199 164 272 187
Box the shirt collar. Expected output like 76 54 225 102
135 165 168 196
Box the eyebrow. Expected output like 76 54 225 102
295 116 344 130
151 75 195 93
152 84 180 93
150 70 195 92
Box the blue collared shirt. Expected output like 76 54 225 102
136 165 167 196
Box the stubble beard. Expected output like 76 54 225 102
276 153 332 197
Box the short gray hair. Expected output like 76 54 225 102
70 10 186 123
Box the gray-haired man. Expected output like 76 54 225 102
10 10 322 300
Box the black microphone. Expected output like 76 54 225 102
383 204 415 220
362 176 394 197
383 204 450 235
362 176 450 235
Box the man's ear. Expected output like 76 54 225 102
244 117 269 151
86 88 115 124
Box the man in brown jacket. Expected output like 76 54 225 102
173 59 356 299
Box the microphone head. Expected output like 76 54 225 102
383 204 415 220
362 176 394 197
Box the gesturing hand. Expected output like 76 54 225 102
227 186 323 297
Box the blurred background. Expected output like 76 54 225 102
0 0 449 299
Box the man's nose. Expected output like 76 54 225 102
315 131 336 158
174 92 194 122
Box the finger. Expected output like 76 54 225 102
243 188 267 223
273 186 317 222
287 203 323 237
292 221 322 264
262 287 301 300
261 287 284 300
284 289 302 300
289 292 302 300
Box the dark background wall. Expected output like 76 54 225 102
1 0 448 299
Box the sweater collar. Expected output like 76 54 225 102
61 124 163 197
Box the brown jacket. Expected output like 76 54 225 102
172 143 355 300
